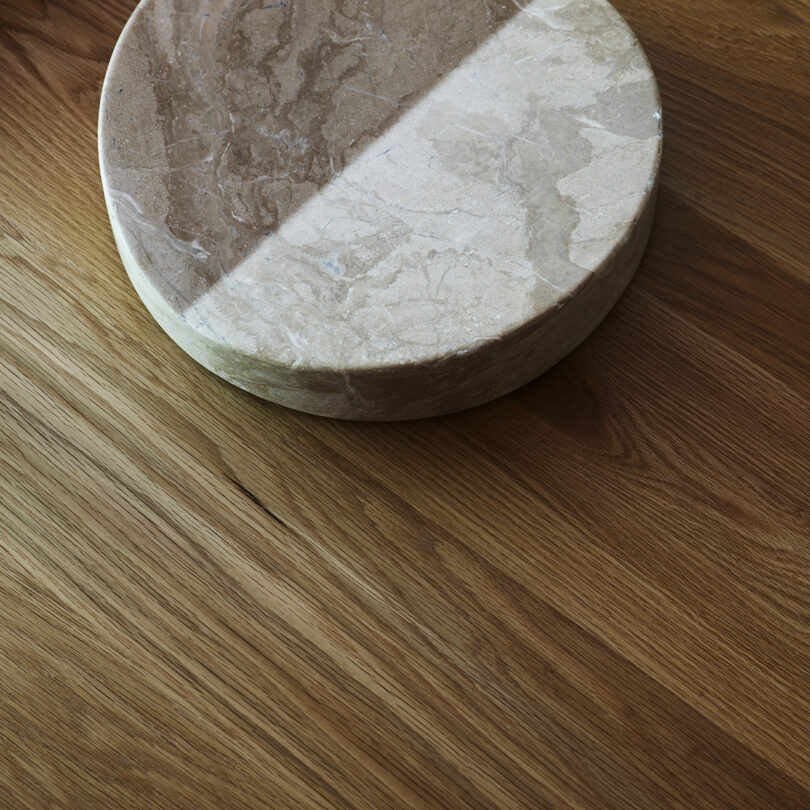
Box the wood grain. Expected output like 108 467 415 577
0 0 808 807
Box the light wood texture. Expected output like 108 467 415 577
0 0 808 807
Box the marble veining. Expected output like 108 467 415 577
100 0 662 418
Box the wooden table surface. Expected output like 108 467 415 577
1 1 808 807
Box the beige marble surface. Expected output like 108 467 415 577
99 0 662 419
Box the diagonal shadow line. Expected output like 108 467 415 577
101 0 523 310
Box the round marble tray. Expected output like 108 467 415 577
99 0 662 420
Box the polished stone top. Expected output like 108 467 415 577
100 0 661 371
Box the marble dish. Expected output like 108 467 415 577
99 0 662 420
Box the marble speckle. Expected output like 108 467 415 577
100 0 662 419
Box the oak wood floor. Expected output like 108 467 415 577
0 1 808 807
